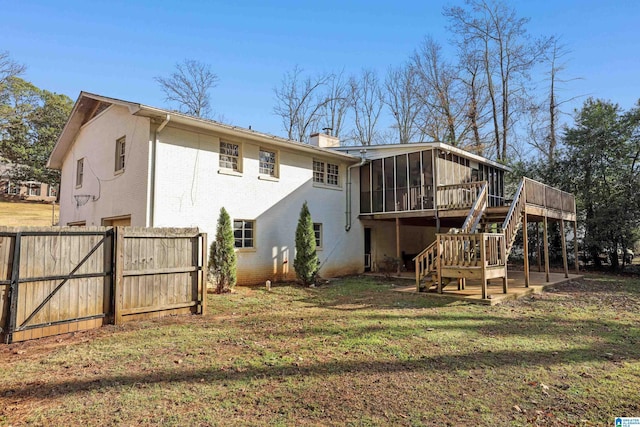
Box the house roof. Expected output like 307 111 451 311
47 92 360 169
335 142 511 171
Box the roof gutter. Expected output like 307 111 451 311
345 150 368 232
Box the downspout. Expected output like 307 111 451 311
345 151 368 232
149 114 170 227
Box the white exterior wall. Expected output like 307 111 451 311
58 106 150 226
152 125 363 285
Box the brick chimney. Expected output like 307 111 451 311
309 132 340 148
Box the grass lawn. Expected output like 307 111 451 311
0 201 57 227
0 274 638 426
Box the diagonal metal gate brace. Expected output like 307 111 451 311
17 234 109 331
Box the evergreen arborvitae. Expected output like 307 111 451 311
208 207 237 293
294 201 319 286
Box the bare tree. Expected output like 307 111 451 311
527 40 580 164
318 71 350 138
349 69 384 146
273 65 331 142
412 37 467 146
445 0 552 160
155 59 219 118
0 51 25 87
458 45 491 155
384 64 423 144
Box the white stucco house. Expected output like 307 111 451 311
49 92 576 290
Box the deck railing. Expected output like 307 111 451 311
523 177 575 214
501 179 525 256
413 240 438 291
437 182 486 210
438 233 506 269
460 181 488 233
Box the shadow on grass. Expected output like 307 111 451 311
2 342 636 401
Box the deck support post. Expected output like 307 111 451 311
395 217 401 275
536 222 542 272
480 234 487 299
522 213 529 288
436 235 442 294
543 216 550 282
560 220 569 278
573 221 579 273
502 234 508 294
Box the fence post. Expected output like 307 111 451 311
5 232 21 344
113 227 124 325
199 233 207 315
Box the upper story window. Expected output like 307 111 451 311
313 160 339 187
115 136 126 172
259 148 278 177
76 158 84 187
220 141 241 172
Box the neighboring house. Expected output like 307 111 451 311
0 161 58 202
49 92 577 292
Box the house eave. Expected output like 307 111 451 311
132 105 360 163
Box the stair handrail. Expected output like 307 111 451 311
501 178 525 255
413 240 439 291
460 181 488 233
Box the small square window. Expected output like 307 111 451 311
115 136 126 172
233 219 254 248
313 223 322 249
220 141 240 171
259 148 278 177
76 158 84 187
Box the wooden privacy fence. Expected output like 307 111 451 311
0 227 207 343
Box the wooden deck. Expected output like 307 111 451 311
377 270 582 305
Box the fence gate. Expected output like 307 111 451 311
1 227 112 343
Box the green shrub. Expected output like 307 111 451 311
208 207 237 293
294 201 319 286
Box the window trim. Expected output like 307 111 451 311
313 159 342 189
313 223 323 250
27 184 41 196
233 219 255 250
76 158 84 188
219 140 243 174
115 136 126 173
258 147 279 178
5 181 20 195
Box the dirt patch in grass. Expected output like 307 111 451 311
1 274 639 426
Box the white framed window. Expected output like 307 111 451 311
76 158 84 187
313 223 323 249
115 136 126 172
47 185 57 198
6 181 20 195
27 184 41 196
233 219 254 248
313 160 325 183
220 141 241 172
313 160 340 187
259 148 278 177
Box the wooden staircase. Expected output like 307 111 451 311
414 179 526 294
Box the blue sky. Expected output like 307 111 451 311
3 0 640 138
